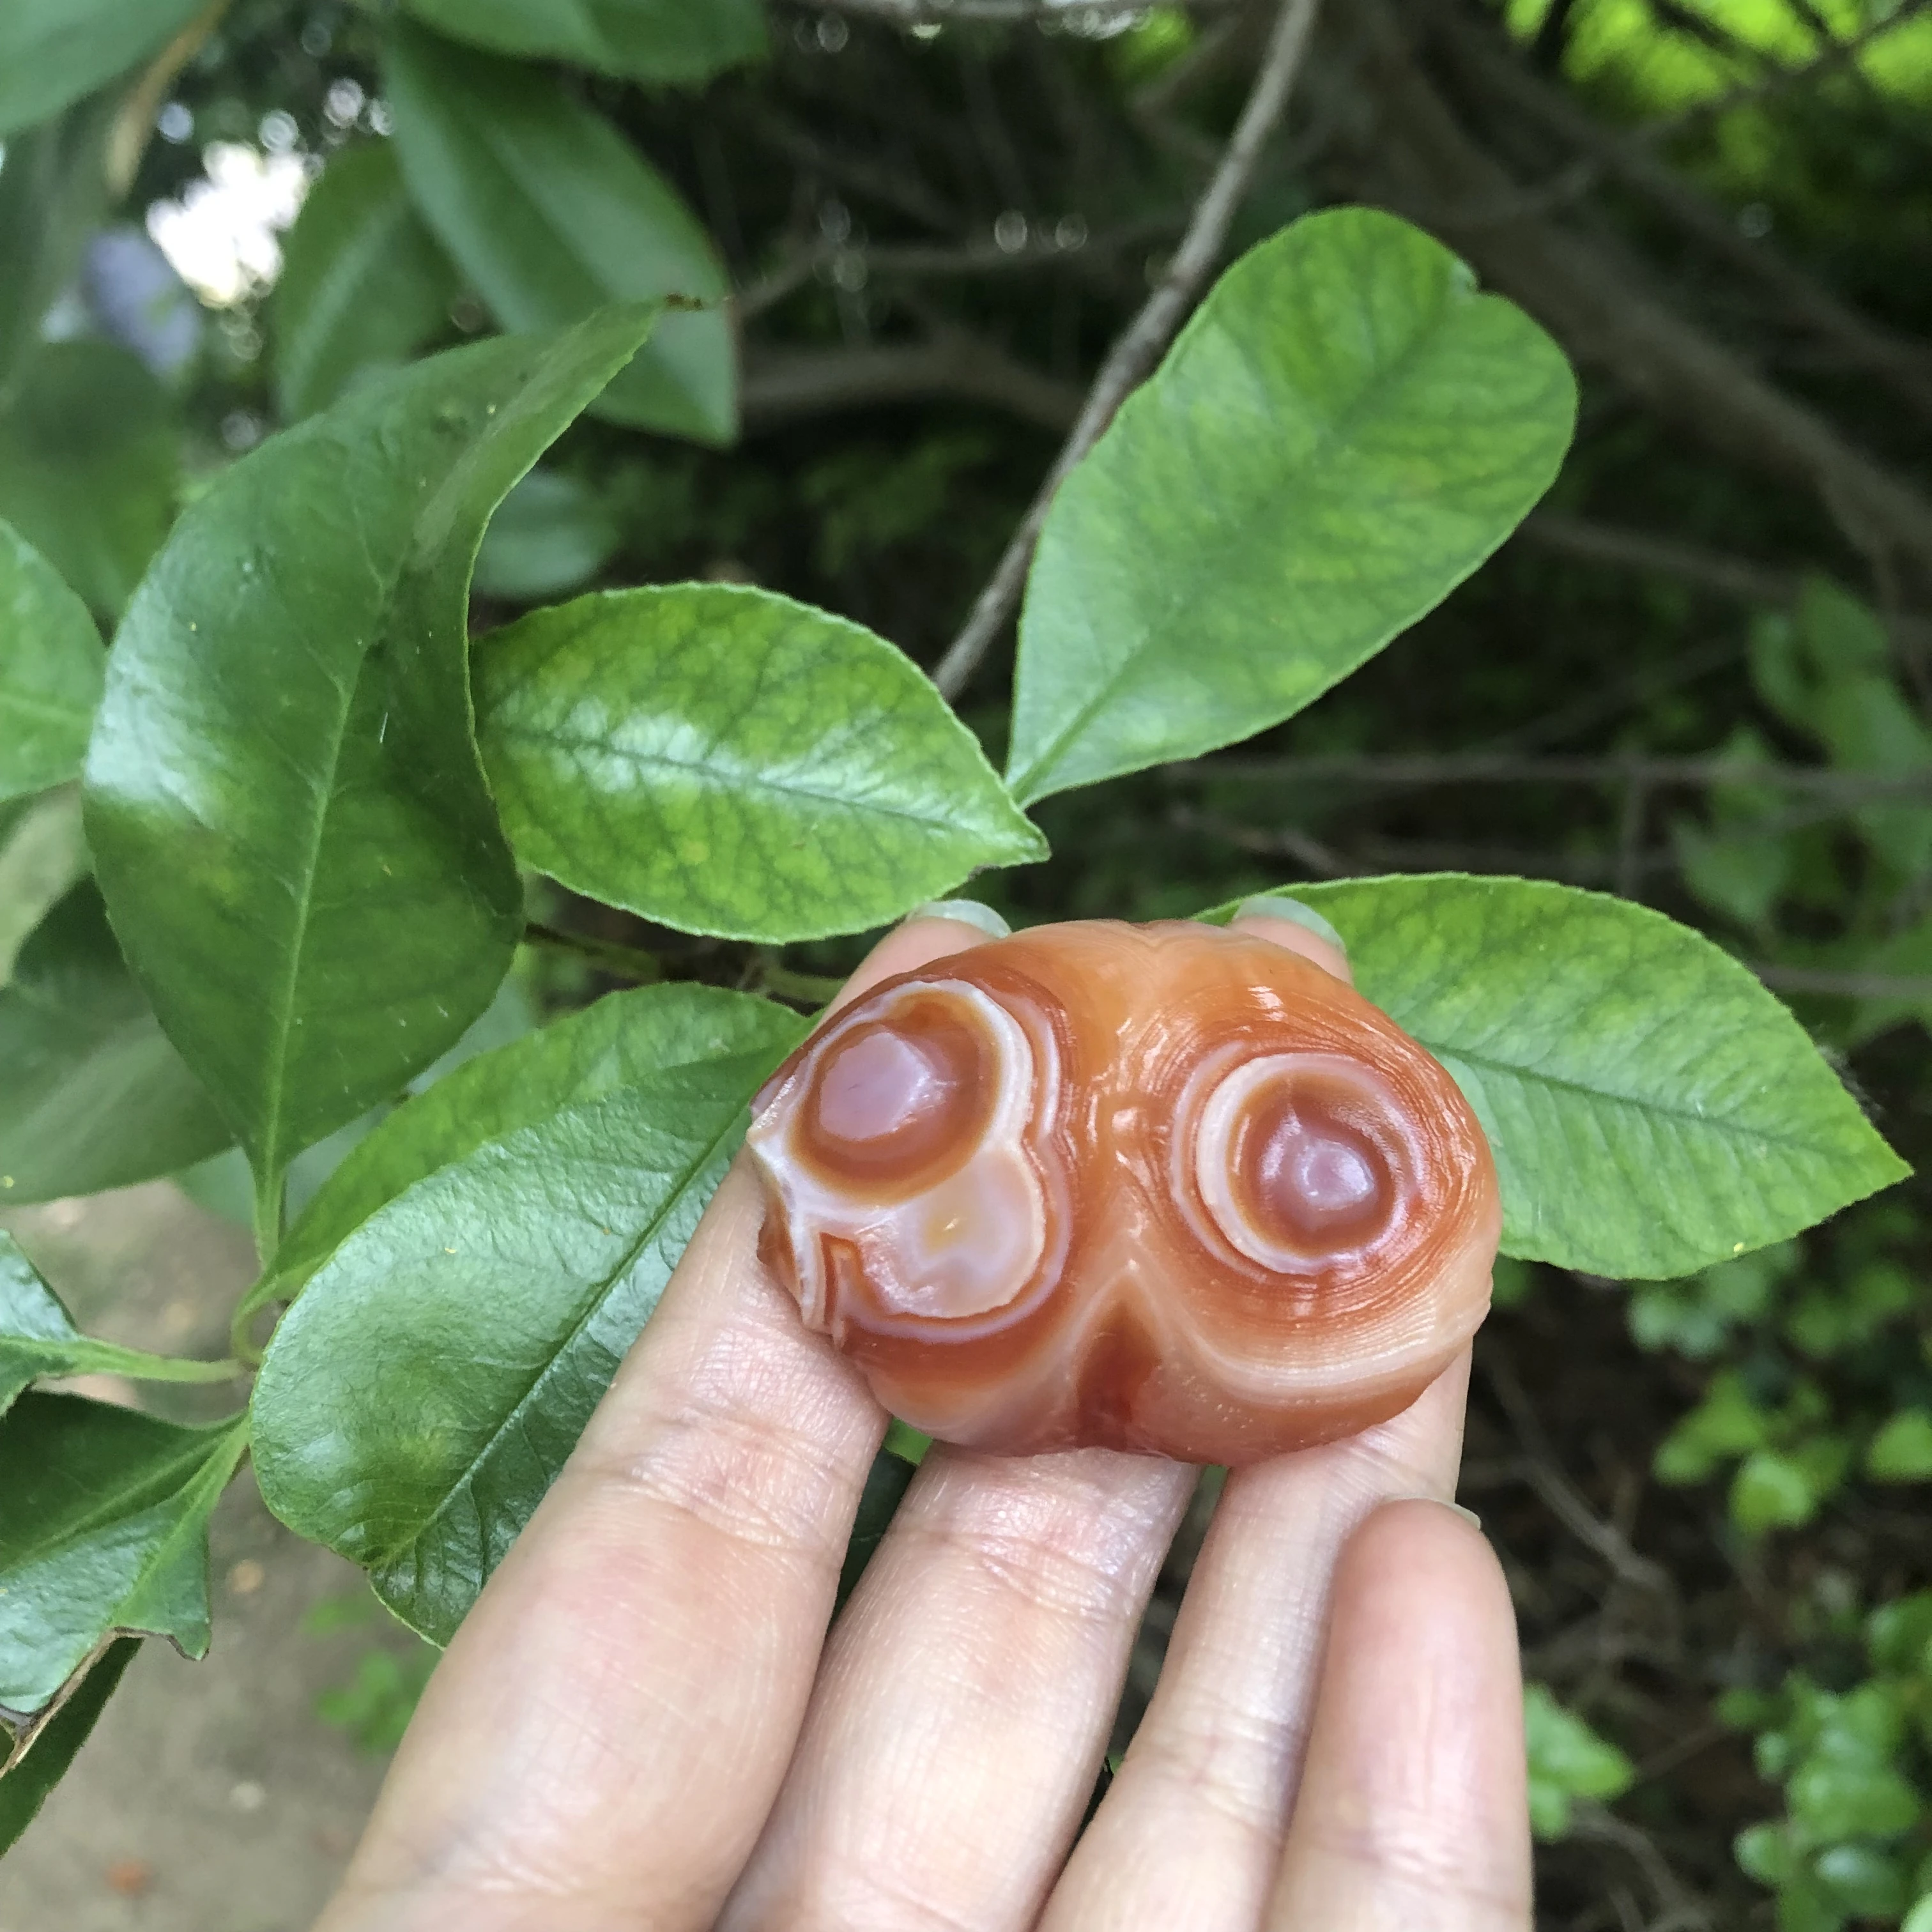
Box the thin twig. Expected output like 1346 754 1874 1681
1751 965 1932 1000
523 922 664 983
1637 0 1932 144
816 0 1234 21
931 0 1323 700
1175 751 1932 797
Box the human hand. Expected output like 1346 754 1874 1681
312 908 1531 1932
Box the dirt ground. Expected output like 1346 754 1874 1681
0 1185 419 1932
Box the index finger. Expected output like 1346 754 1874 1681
316 912 1002 1932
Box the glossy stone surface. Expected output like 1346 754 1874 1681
746 919 1501 1464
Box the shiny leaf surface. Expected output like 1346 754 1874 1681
1200 874 1909 1278
259 980 758 1307
475 584 1048 941
0 519 102 804
0 882 233 1204
252 984 805 1642
0 1393 247 1719
385 23 735 443
0 0 205 139
1007 208 1576 803
84 309 657 1187
401 0 766 85
272 140 461 421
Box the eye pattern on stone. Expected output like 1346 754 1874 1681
746 919 1501 1466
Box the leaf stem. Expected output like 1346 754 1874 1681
524 921 664 983
252 1169 286 1277
755 962 846 1008
931 0 1324 701
61 1342 243 1386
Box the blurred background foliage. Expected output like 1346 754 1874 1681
4 0 1932 1921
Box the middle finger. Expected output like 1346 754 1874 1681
720 1441 1193 1931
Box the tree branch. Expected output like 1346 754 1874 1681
931 0 1324 700
1637 0 1932 144
1338 3 1932 581
1432 7 1932 431
740 335 1084 433
1176 751 1932 797
815 0 1234 21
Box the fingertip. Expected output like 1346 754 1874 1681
1226 896 1352 986
827 908 1008 1015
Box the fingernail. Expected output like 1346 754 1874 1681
906 899 1010 939
1232 894 1346 958
1386 1494 1483 1531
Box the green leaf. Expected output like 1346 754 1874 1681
1789 1754 1922 1843
0 1393 247 1721
0 880 233 1204
1005 208 1576 804
1813 1843 1910 1919
1524 1683 1633 1841
271 140 460 422
1198 875 1909 1279
1732 1447 1830 1535
838 1448 916 1612
1867 1410 1932 1483
1653 1369 1774 1484
475 584 1047 942
0 785 88 983
0 1231 235 1417
0 1636 136 1854
0 0 206 139
0 102 116 388
400 0 767 85
0 342 178 618
385 23 735 443
257 979 768 1310
250 984 804 1643
0 517 103 804
84 308 657 1189
473 468 621 602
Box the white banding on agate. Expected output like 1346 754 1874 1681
1182 1050 1409 1275
747 979 1057 1330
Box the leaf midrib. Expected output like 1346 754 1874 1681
4 1418 243 1568
1011 289 1515 795
494 715 1020 843
1432 1032 1867 1163
371 1096 755 1572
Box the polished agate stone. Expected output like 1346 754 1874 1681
746 919 1501 1465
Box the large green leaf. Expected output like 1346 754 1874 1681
0 1637 135 1853
252 984 804 1643
1006 208 1577 805
401 0 766 85
473 468 621 602
0 1232 235 1418
257 981 764 1310
0 786 88 983
84 309 657 1192
0 342 178 619
0 1393 247 1722
384 23 735 444
475 584 1048 941
0 0 205 140
0 881 233 1204
271 140 461 422
1199 875 1908 1278
0 103 116 389
0 519 103 805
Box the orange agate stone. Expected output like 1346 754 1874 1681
746 919 1500 1465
